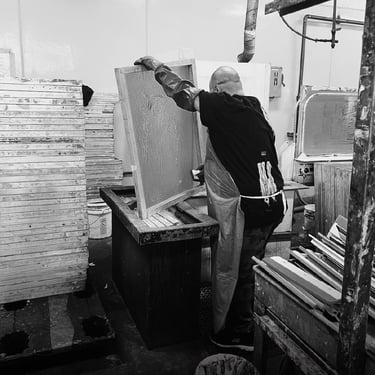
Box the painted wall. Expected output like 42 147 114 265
0 0 366 154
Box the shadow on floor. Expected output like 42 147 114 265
23 209 307 375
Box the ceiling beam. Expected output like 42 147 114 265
265 0 330 15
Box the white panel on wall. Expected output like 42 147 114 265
196 60 271 111
196 60 271 160
17 0 146 92
303 20 363 90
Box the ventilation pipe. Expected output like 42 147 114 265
237 0 259 63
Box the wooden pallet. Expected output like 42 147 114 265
0 77 89 304
0 278 115 371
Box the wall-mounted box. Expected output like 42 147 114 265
269 66 283 98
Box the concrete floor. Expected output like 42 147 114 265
18 210 307 375
20 237 256 375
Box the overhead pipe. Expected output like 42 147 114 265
17 0 25 77
237 0 259 63
297 14 364 101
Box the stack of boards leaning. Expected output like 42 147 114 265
255 215 375 320
0 77 89 304
84 93 123 199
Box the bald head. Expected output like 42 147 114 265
209 66 244 95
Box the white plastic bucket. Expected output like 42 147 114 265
87 199 112 239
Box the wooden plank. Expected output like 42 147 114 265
0 173 86 184
153 213 174 227
0 118 85 127
0 143 84 152
0 253 88 270
0 243 87 258
299 246 343 282
0 161 86 170
0 97 81 105
0 217 88 232
0 82 81 92
1 136 85 143
0 224 87 238
147 216 166 228
314 162 324 234
1 230 87 246
0 150 85 158
322 163 332 234
317 232 346 257
0 281 85 305
263 256 342 305
0 104 83 112
1 185 86 195
115 60 202 219
158 210 182 225
84 117 113 124
143 218 157 228
0 90 82 99
85 124 113 130
0 77 81 85
310 235 345 270
0 177 86 188
0 197 87 213
0 229 87 246
291 250 342 291
0 139 85 147
252 256 322 310
0 190 86 203
0 150 84 159
0 270 87 290
0 237 88 253
1 208 87 222
0 247 85 260
0 112 84 119
0 124 85 131
314 162 351 234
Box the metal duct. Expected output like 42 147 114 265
237 0 259 63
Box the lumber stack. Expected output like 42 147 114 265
255 215 375 320
84 93 123 199
0 77 88 304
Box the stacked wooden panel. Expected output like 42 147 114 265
255 216 375 322
0 78 88 304
314 162 352 234
84 93 123 199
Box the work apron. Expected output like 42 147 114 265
204 137 245 334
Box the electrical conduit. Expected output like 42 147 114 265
237 0 259 63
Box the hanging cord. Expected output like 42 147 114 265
279 13 337 44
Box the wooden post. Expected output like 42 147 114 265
337 1 375 374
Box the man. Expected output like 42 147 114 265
134 57 286 351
